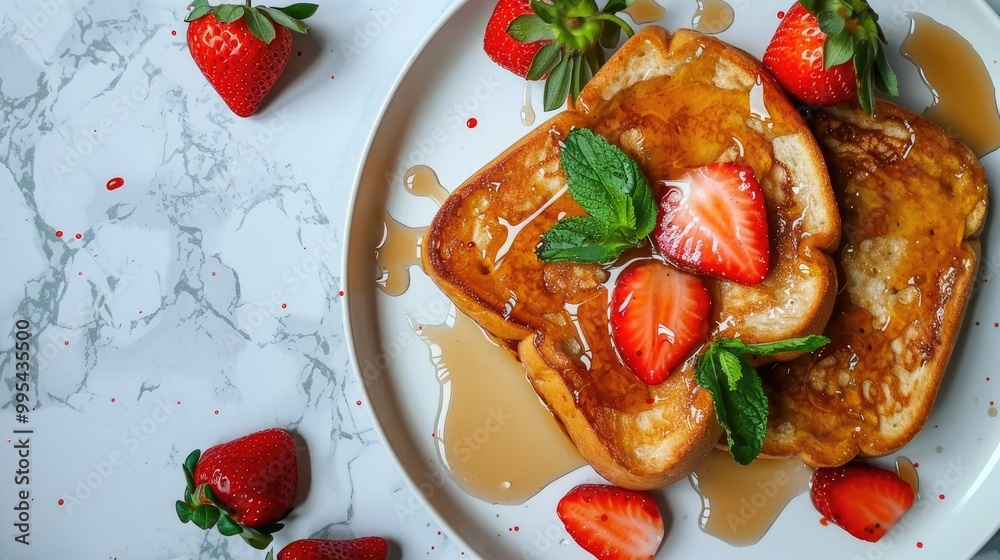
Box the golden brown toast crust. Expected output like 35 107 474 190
761 99 989 467
425 27 841 488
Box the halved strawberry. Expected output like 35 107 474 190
557 484 664 560
610 261 711 385
652 163 770 286
811 463 916 542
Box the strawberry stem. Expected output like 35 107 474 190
592 13 633 37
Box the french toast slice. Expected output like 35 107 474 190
424 26 841 489
761 100 989 466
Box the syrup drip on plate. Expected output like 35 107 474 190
693 0 735 35
689 449 813 546
521 81 536 126
414 306 585 505
404 165 449 206
375 215 426 296
376 166 449 296
896 456 919 497
901 13 1000 157
624 0 665 24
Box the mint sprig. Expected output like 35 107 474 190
798 0 898 115
538 128 656 263
695 335 830 465
185 0 318 44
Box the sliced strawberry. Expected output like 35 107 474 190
276 537 389 560
652 163 770 285
483 0 548 78
610 261 711 385
557 484 664 560
811 463 916 542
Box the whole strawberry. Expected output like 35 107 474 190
176 428 298 549
484 0 636 111
185 0 317 117
272 537 389 560
763 0 897 115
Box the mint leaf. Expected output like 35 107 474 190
538 217 629 263
537 128 656 264
562 128 637 226
729 334 831 357
696 335 830 465
695 347 767 465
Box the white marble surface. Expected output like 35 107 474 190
1 0 999 559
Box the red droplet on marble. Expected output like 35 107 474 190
139 310 143 314
995 322 999 328
78 272 82 276
914 462 920 468
976 321 981 326
58 498 64 505
339 290 345 296
939 494 945 500
281 303 287 309
467 117 478 128
356 400 362 406
777 10 786 18
917 542 924 549
177 401 181 405
63 341 69 346
819 518 829 526
111 398 115 402
330 75 335 80
6 438 10 443
75 233 82 239
211 272 217 276
171 30 177 36
437 531 441 535
106 177 125 191
513 526 519 532
214 410 219 415
55 230 63 238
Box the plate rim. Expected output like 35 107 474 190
341 0 1000 558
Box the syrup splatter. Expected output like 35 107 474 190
467 117 478 128
106 177 125 191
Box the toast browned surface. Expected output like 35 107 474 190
761 99 989 467
424 26 841 489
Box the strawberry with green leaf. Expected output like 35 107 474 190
176 428 298 550
185 1 318 117
763 0 897 115
485 0 636 111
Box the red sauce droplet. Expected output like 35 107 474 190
55 230 63 238
106 177 125 191
913 462 920 468
211 272 217 277
356 400 362 406
75 233 82 239
777 10 786 18
820 517 830 526
330 75 335 80
78 272 83 276
171 30 177 36
63 341 69 346
281 303 287 309
995 323 999 328
111 398 115 402
513 526 519 531
177 401 181 405
976 321 981 326
214 410 219 415
467 117 478 128
339 290 345 296
917 542 924 549
58 499 64 505
939 494 945 500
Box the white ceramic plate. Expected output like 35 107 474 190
344 1 1000 557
